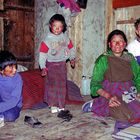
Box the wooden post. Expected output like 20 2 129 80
105 0 113 50
0 17 3 50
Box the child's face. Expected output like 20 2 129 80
1 64 17 77
109 35 126 56
135 24 140 39
50 20 64 35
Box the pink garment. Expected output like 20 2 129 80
57 0 81 13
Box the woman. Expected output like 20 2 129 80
84 29 140 133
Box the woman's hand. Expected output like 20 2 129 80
97 89 121 107
109 96 121 107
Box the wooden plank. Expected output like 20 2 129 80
24 11 34 61
105 0 113 45
2 0 34 70
116 19 136 25
113 0 140 8
114 7 138 43
4 8 34 69
4 4 34 12
0 17 3 50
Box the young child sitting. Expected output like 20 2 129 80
0 50 23 122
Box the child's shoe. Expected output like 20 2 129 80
24 116 43 128
58 108 65 112
82 100 93 112
51 106 58 113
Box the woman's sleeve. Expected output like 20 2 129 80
90 55 108 97
131 56 140 92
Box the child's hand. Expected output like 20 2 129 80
41 68 48 77
70 59 75 69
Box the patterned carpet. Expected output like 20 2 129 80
0 96 115 140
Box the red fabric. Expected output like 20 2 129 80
20 69 45 109
57 0 81 12
68 40 73 49
113 0 140 8
39 42 49 53
44 61 67 108
20 69 84 110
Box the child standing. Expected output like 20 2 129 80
39 14 76 113
0 50 23 122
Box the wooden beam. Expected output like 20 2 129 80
4 4 34 12
113 0 140 8
105 0 113 50
116 19 136 25
0 17 4 50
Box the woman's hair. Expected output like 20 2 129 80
134 18 140 29
0 50 17 70
49 14 67 33
107 29 127 50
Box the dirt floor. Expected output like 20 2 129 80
0 96 115 140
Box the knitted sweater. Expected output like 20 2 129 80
39 32 76 69
0 73 23 113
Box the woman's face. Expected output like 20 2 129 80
109 35 126 57
50 20 64 35
1 64 17 77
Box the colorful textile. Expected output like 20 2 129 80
44 61 67 108
57 0 81 13
20 70 45 109
112 122 140 139
91 51 140 126
44 61 84 108
92 80 133 117
90 51 140 97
